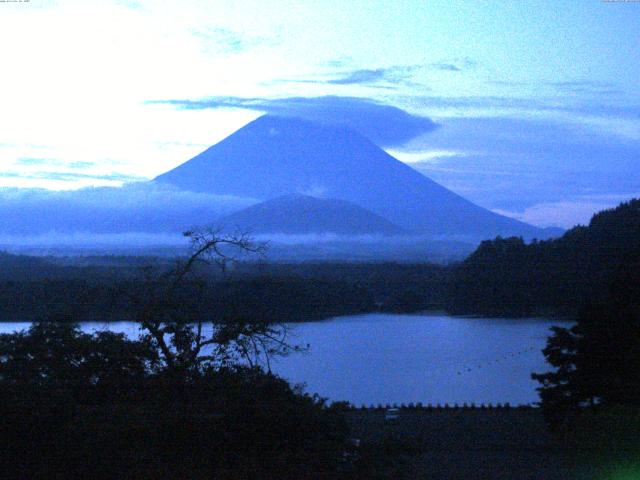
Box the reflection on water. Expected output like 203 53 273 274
0 313 566 405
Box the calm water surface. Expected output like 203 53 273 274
0 313 565 406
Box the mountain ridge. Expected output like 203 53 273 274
155 115 556 240
217 194 404 235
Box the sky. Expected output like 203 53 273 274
1 0 639 228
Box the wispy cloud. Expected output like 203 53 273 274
68 161 97 169
191 27 246 53
543 80 622 96
486 79 626 98
326 66 419 86
429 58 477 72
276 60 473 87
147 95 438 147
429 63 460 72
485 80 529 87
15 158 97 169
0 171 145 183
545 80 612 88
327 68 390 85
113 0 144 9
15 158 50 166
268 65 420 88
319 58 353 69
190 27 280 54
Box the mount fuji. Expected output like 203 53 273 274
156 115 556 240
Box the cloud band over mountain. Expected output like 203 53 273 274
148 96 438 148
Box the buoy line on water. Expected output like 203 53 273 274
453 346 539 376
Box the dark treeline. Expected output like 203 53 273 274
0 277 373 322
237 262 450 312
447 199 640 316
0 255 449 322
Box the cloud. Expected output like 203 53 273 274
485 79 626 100
15 158 50 166
68 161 97 169
148 95 438 147
429 63 461 72
0 170 144 183
386 149 469 164
485 80 529 87
191 27 247 53
266 65 419 88
276 61 471 87
319 58 353 68
409 95 549 114
113 0 144 9
0 183 258 235
326 65 418 86
397 114 640 222
492 196 640 229
428 58 477 72
0 232 187 248
327 68 389 85
545 80 612 88
543 80 623 96
190 27 280 55
405 94 640 140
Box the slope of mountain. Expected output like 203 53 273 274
217 194 403 235
155 115 555 240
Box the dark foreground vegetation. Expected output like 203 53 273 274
2 321 639 479
0 324 351 479
347 406 640 479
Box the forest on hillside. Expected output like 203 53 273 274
447 199 640 316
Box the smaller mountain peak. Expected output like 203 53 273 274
218 195 404 235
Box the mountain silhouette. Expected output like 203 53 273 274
218 194 404 235
155 115 557 239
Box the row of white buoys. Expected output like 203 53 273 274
456 346 538 375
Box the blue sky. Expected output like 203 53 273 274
1 0 639 227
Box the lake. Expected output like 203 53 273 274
0 313 565 406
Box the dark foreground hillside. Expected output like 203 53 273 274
347 407 640 480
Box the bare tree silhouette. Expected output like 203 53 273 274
129 227 303 376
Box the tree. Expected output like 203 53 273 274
126 227 304 377
0 322 156 409
532 303 640 424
